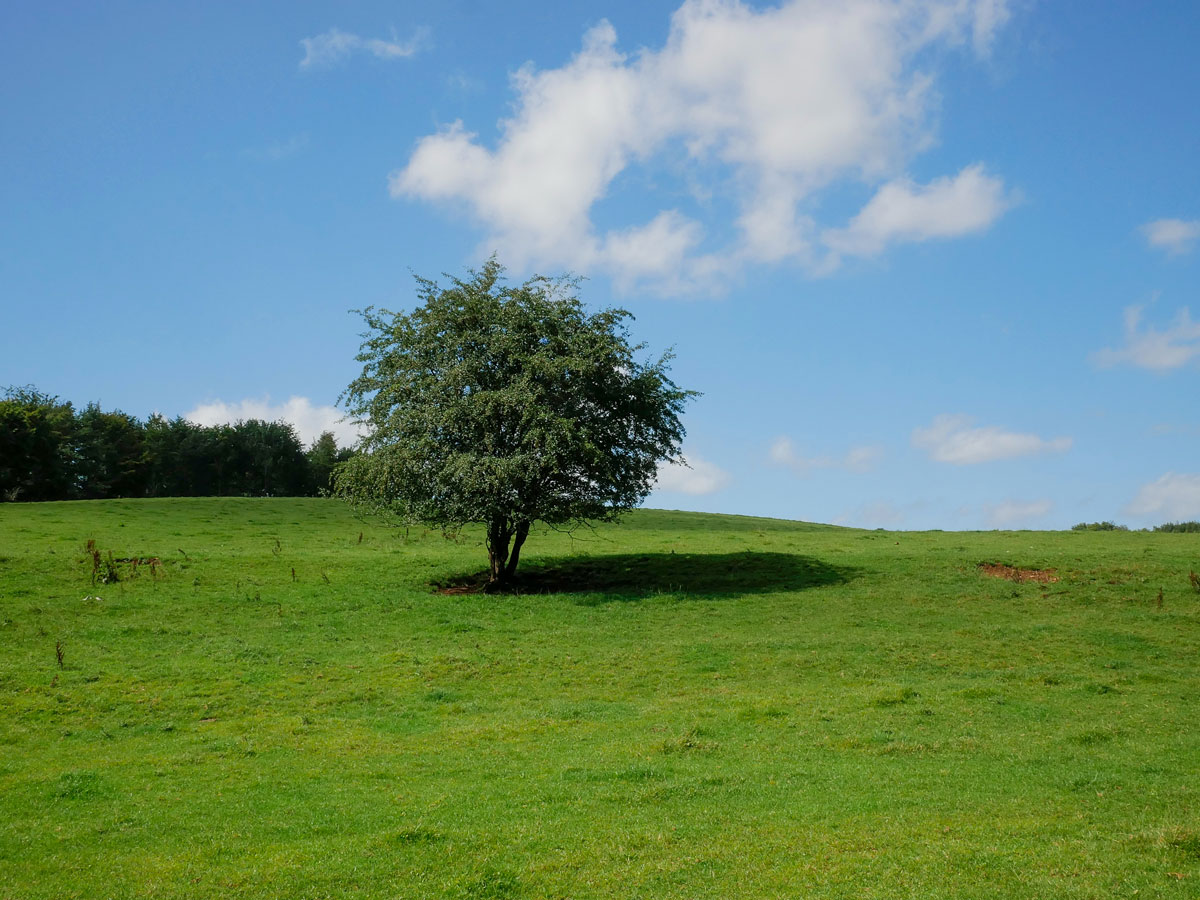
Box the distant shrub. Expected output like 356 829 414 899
1153 521 1200 533
1070 521 1128 532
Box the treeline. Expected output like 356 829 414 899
1152 521 1200 533
1071 520 1200 533
1 386 355 502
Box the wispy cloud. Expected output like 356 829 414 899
1141 218 1200 256
1151 422 1200 437
1092 304 1200 372
912 414 1072 464
299 27 428 69
242 134 309 162
393 0 1013 292
832 501 910 529
969 0 1011 55
185 395 360 448
446 70 484 93
984 498 1052 528
769 437 883 475
1125 472 1200 522
654 453 730 495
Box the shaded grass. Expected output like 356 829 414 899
436 550 857 598
0 497 1198 898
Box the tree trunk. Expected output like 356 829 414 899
485 517 512 586
503 520 531 581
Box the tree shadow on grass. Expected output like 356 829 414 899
434 551 857 600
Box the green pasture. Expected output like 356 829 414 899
1 498 1198 898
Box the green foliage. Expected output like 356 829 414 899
337 259 695 582
142 414 215 496
305 431 352 495
75 403 146 499
0 386 77 501
224 419 310 496
1154 521 1200 533
2 388 355 501
1070 520 1129 532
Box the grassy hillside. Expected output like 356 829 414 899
1 498 1198 898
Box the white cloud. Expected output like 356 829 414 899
1124 473 1200 522
968 0 1012 54
654 453 730 495
600 211 709 292
299 27 427 69
769 436 883 475
984 498 1052 528
822 164 1014 260
184 396 360 448
393 0 1013 291
1141 218 1200 256
1092 305 1200 372
912 414 1072 464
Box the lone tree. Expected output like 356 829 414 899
336 259 696 587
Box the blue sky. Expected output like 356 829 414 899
3 0 1198 529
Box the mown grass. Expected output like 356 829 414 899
1 497 1198 898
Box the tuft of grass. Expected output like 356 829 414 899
873 687 920 707
1167 832 1200 859
460 868 522 900
52 771 107 801
387 826 444 846
659 727 719 754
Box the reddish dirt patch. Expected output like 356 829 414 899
436 583 483 595
432 571 493 594
978 562 1059 584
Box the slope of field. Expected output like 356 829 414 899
1 498 1198 898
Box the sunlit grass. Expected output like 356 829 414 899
1 498 1198 898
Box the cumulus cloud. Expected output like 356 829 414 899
984 498 1052 528
654 453 730 495
1092 305 1200 372
600 212 714 293
1141 218 1200 256
299 27 427 68
1124 473 1200 522
822 164 1014 260
393 0 1013 291
184 396 361 448
769 436 883 475
912 414 1072 464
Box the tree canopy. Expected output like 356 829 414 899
336 259 696 586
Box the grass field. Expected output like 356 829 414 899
1 497 1198 899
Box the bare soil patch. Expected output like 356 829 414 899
435 582 484 595
978 562 1059 584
